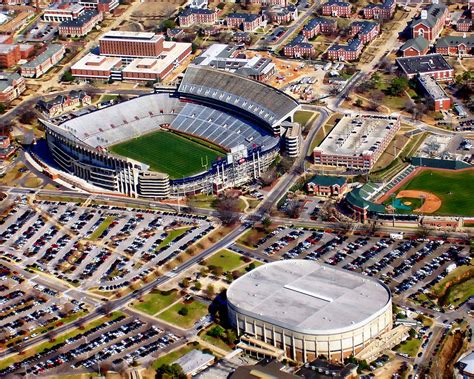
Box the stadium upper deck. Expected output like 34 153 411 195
178 65 299 132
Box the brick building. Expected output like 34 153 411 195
435 35 474 57
79 0 119 13
350 21 380 44
37 90 91 117
363 0 396 20
0 135 16 159
59 10 103 37
226 13 265 31
456 18 472 32
306 175 347 197
396 54 454 81
327 38 362 61
245 0 288 7
399 36 429 57
0 73 25 103
321 0 352 17
283 35 315 58
178 8 217 27
99 31 165 58
21 44 65 78
302 17 336 39
265 5 297 25
410 4 448 42
417 75 451 111
0 44 20 68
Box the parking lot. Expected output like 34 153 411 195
232 225 471 309
0 309 182 376
0 262 88 352
0 200 214 292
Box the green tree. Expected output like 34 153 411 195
178 307 188 316
62 70 74 82
246 262 256 272
0 104 5 114
262 217 272 231
387 77 409 96
207 325 225 338
161 19 177 30
355 98 363 107
194 281 202 290
156 363 186 379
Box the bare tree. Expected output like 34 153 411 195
215 194 241 225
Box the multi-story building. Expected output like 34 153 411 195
194 44 275 82
99 31 165 58
37 90 91 118
178 8 217 27
281 121 301 158
43 3 85 23
321 0 352 17
327 38 362 61
417 75 451 111
350 21 380 44
313 114 401 170
72 32 191 81
265 5 297 25
456 18 472 32
21 44 65 78
363 0 396 20
0 73 25 103
410 4 448 42
399 36 429 57
79 0 118 13
396 54 454 81
435 35 474 57
0 44 20 68
245 0 288 7
283 35 315 58
59 10 103 37
302 17 336 39
226 13 265 32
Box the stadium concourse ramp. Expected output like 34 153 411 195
41 70 300 198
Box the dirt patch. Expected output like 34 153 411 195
397 190 442 214
430 330 466 379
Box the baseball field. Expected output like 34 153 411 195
109 131 225 179
395 169 474 216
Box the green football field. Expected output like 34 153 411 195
398 169 474 216
109 131 225 179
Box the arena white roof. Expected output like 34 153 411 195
227 260 391 335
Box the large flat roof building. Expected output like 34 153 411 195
396 53 454 81
227 260 392 362
313 114 400 171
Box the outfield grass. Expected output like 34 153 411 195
109 131 225 179
157 300 208 329
204 249 243 272
398 169 474 216
132 289 179 315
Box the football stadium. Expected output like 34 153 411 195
42 66 300 198
227 260 392 362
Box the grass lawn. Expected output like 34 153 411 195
89 216 115 240
432 261 474 297
442 278 474 307
199 325 232 352
109 131 225 179
157 227 191 251
132 289 179 315
204 249 243 272
152 344 201 369
398 170 474 216
294 110 316 127
157 300 208 329
311 113 342 150
237 227 273 248
396 338 422 357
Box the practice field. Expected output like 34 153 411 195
109 131 225 179
397 169 474 216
